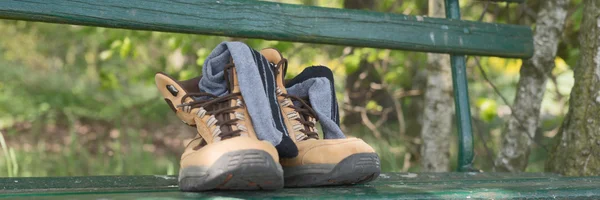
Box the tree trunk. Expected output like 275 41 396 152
494 0 569 172
546 0 600 175
420 0 453 172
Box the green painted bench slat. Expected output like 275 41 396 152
2 173 599 199
0 0 533 58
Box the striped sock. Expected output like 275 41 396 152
250 49 298 158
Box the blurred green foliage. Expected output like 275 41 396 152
0 0 582 177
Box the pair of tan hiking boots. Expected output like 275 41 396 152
155 48 380 191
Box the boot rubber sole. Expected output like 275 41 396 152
179 149 284 191
283 153 380 187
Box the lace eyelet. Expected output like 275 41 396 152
235 112 245 120
211 126 222 137
236 124 248 132
197 107 207 118
295 133 307 141
206 116 218 127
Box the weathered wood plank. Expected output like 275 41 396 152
2 173 600 199
0 175 179 193
0 0 533 58
0 172 562 193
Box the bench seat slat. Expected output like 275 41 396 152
0 0 533 58
2 173 599 199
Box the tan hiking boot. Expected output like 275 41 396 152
155 62 283 191
260 48 381 187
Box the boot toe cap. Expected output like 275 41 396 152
297 138 376 165
180 137 278 168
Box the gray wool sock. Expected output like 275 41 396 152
198 42 295 152
286 77 346 139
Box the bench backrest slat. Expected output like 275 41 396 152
0 0 532 58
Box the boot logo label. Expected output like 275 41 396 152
167 85 179 96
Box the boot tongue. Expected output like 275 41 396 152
269 62 287 84
260 48 286 83
223 60 238 93
280 60 288 82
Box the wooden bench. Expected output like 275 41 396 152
1 0 598 199
3 173 600 199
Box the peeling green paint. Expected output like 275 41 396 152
0 0 533 58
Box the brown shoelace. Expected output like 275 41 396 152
272 59 320 140
281 93 320 140
177 92 243 140
177 63 243 140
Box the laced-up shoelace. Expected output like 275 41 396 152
280 92 319 140
177 63 247 141
272 59 320 141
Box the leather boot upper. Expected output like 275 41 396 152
155 61 278 168
260 48 376 167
